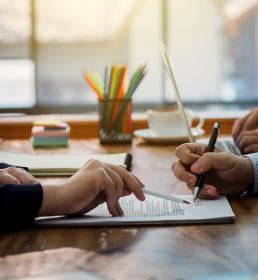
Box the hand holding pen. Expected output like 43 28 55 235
172 123 254 199
193 122 220 201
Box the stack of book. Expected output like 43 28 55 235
32 121 70 148
0 150 130 176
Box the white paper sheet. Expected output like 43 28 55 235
35 195 235 227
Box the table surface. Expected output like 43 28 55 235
0 139 258 280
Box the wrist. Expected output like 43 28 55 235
243 154 258 193
241 156 254 192
39 183 67 216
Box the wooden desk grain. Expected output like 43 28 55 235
0 139 258 279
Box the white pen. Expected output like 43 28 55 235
143 189 191 204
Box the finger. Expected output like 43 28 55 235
242 112 258 131
238 135 258 151
115 201 124 215
197 184 220 199
101 172 120 216
238 129 258 138
232 113 250 140
175 143 204 165
0 173 20 184
172 161 197 185
236 129 258 144
187 182 219 198
104 168 126 215
106 164 145 201
190 152 236 174
122 189 132 196
235 113 258 144
7 167 38 184
105 167 124 198
236 130 258 148
186 182 194 191
132 174 145 188
243 144 258 154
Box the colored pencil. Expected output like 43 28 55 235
82 64 146 136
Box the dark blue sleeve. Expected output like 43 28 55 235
0 183 43 230
0 163 29 171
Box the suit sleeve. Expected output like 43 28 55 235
0 183 43 230
0 162 29 171
244 153 258 193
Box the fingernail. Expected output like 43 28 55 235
192 162 203 172
118 204 124 215
188 177 195 185
207 188 214 196
207 187 219 198
209 189 219 198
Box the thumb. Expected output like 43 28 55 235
190 152 233 174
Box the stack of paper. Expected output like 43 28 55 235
35 195 235 227
32 121 70 147
0 151 129 176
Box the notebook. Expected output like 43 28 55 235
0 151 132 176
34 194 235 227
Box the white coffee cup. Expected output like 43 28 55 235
147 108 204 137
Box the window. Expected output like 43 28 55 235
166 0 258 106
0 0 35 109
0 59 35 108
1 0 258 112
34 0 162 108
0 0 162 111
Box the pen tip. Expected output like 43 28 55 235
183 200 191 204
193 188 199 201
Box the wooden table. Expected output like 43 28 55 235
0 139 258 279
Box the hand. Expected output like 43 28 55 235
171 143 254 198
234 129 258 154
0 166 40 185
40 160 145 217
232 109 258 152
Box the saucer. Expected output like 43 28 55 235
134 128 205 143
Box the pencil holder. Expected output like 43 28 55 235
98 98 133 144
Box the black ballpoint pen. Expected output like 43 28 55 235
193 122 221 201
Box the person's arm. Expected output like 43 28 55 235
0 164 43 229
0 160 145 230
0 183 43 230
39 160 145 217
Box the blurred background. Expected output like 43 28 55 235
0 0 258 113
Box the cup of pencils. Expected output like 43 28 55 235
83 65 146 144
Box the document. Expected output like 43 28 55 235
35 194 235 227
0 151 130 176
